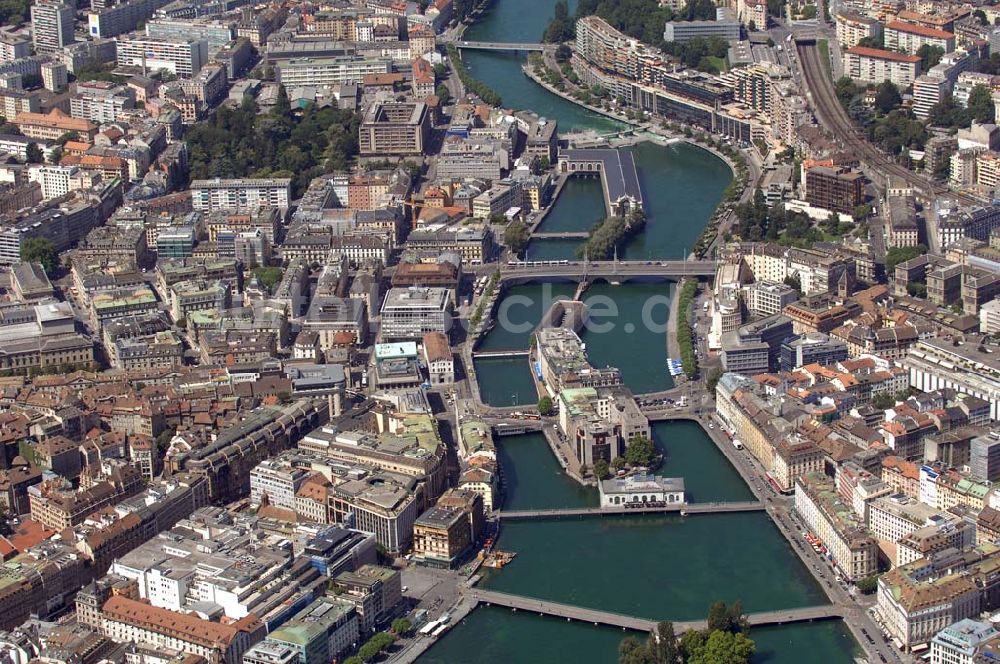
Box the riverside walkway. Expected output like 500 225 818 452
495 501 764 519
468 589 842 632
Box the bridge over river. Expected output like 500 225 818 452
495 501 764 519
451 40 547 51
468 589 843 633
489 259 718 283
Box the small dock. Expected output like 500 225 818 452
468 588 843 633
495 501 764 520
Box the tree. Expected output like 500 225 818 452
593 458 611 480
917 44 944 71
504 220 530 256
543 0 575 43
885 244 928 273
156 428 176 454
538 396 554 416
968 84 995 124
25 142 43 164
274 84 291 117
706 367 724 393
555 44 573 62
706 600 749 635
624 436 655 467
872 392 896 410
434 83 451 105
391 618 412 636
253 266 283 290
688 630 755 664
856 575 880 594
619 636 655 664
611 456 626 471
873 81 901 115
856 35 881 48
974 9 988 24
651 621 678 664
531 155 550 175
21 237 57 274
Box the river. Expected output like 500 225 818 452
418 0 860 659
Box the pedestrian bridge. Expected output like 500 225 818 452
453 40 547 51
495 501 764 520
469 589 843 633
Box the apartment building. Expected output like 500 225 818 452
885 21 956 54
843 46 922 87
116 36 208 77
31 1 74 54
835 13 882 48
70 82 135 124
794 473 878 581
87 0 174 38
805 166 864 215
359 102 430 156
13 109 98 141
101 596 261 664
275 55 391 87
191 178 291 211
876 547 1000 649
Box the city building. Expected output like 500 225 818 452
101 596 262 664
31 1 74 54
598 474 685 507
843 47 922 87
794 473 878 581
885 21 956 54
115 36 209 77
779 332 849 371
191 178 291 211
805 166 864 215
836 13 882 48
358 102 430 156
379 287 451 341
422 332 453 385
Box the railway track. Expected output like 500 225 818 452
796 41 979 207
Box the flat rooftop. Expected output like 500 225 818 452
560 148 643 209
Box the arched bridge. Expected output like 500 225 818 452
452 40 548 51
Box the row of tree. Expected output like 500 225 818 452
184 91 360 199
676 278 698 378
617 601 755 664
577 211 646 259
445 45 502 106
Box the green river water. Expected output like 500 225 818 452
420 0 861 658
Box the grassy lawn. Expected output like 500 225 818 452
705 56 728 73
817 38 832 79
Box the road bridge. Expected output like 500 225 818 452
471 349 531 359
495 501 764 520
453 40 547 51
531 231 591 239
493 260 718 284
468 589 842 633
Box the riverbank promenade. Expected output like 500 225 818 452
495 501 764 520
468 589 843 633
